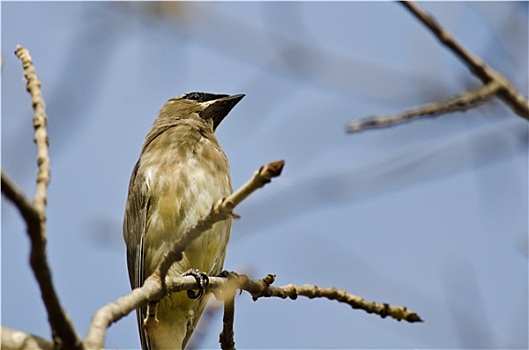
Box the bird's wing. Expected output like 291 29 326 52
123 159 151 350
124 122 185 350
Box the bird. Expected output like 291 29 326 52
123 92 244 349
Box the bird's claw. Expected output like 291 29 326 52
183 269 209 299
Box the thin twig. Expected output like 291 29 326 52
238 274 423 323
400 1 529 119
219 295 236 350
347 81 500 132
15 45 51 215
156 160 285 285
216 273 238 350
10 45 83 350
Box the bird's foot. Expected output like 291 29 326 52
183 269 209 299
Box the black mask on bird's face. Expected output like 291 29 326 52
183 92 245 131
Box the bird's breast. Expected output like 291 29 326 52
139 127 232 275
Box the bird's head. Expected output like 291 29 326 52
160 92 245 131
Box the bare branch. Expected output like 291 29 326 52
85 276 156 349
400 1 529 119
10 45 82 350
86 271 422 348
156 160 285 286
1 172 40 225
15 45 51 215
85 274 232 349
347 81 500 132
215 273 238 350
218 293 236 350
348 2 529 133
1 327 54 350
238 274 423 323
222 160 286 211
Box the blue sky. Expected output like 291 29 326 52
2 2 527 349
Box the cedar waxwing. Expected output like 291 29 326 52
123 92 244 349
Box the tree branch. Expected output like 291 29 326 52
400 1 528 119
238 273 423 323
347 80 500 132
348 1 529 133
6 45 83 350
218 293 236 350
1 327 54 350
15 45 52 215
1 172 40 225
85 272 422 349
215 272 238 350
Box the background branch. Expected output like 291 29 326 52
348 1 529 133
347 81 500 132
401 1 528 118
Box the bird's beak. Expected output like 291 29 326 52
200 94 245 130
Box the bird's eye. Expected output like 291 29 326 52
183 92 229 103
184 92 203 101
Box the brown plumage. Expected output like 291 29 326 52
123 92 244 349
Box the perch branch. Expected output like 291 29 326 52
238 273 423 323
86 272 422 349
